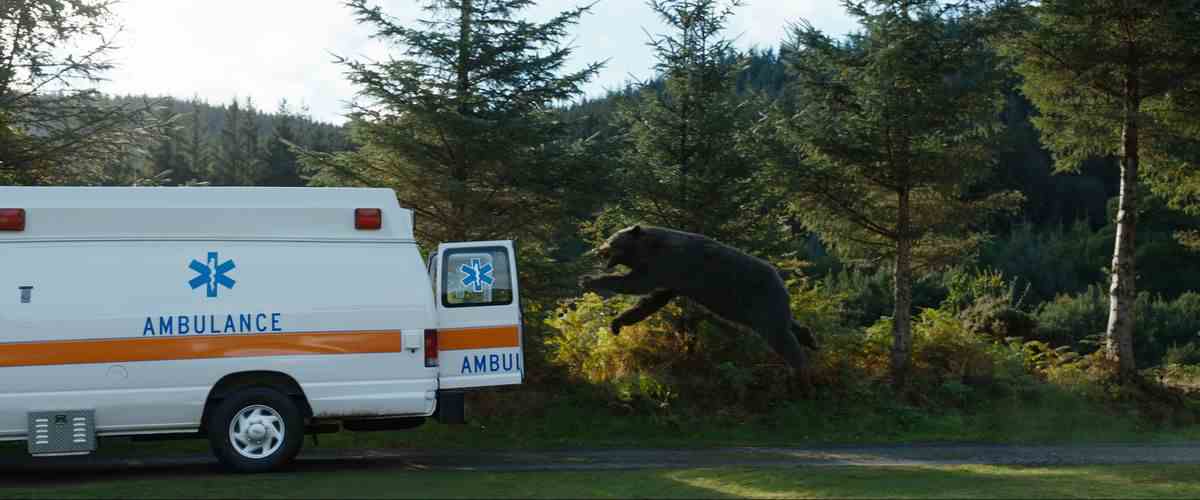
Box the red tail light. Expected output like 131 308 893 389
424 329 439 368
0 209 25 231
355 208 382 230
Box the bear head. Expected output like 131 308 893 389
593 224 647 269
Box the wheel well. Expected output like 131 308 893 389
201 371 313 429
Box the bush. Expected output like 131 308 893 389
854 309 1037 407
1034 286 1200 366
1136 292 1200 366
1034 285 1108 349
819 266 946 327
979 220 1109 305
961 295 1039 341
1165 343 1200 366
544 270 852 415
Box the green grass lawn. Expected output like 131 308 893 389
3 390 1200 460
2 465 1199 499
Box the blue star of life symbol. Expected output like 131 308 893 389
460 258 494 293
188 252 236 298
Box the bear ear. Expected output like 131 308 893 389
631 225 642 238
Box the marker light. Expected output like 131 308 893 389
424 329 439 368
0 209 25 231
355 208 382 230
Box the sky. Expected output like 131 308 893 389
100 0 857 125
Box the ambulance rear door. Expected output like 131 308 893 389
432 240 523 389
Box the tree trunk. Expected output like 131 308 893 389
451 0 473 240
1105 75 1139 380
891 189 913 389
456 0 472 116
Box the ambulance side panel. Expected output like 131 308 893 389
0 241 437 439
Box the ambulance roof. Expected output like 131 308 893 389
0 187 415 242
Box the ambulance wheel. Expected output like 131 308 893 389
208 387 304 473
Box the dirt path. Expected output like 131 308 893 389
3 442 1200 484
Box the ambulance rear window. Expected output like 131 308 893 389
442 247 513 308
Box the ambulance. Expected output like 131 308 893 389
0 187 524 472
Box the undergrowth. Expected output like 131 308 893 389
532 265 1200 441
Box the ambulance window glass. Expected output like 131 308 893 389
442 247 513 307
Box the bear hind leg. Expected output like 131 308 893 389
751 316 809 373
792 320 819 350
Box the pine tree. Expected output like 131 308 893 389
150 104 187 184
262 100 303 186
0 0 159 181
183 97 212 184
995 0 1200 379
216 99 245 186
239 98 264 185
603 0 786 254
774 0 1021 387
304 0 602 246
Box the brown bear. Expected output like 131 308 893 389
579 224 819 372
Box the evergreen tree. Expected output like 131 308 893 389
774 0 1020 387
216 99 245 185
303 0 602 247
183 97 213 184
262 100 303 186
150 104 187 184
995 0 1200 379
603 0 785 254
0 0 160 181
239 98 265 185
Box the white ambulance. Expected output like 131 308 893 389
0 187 524 472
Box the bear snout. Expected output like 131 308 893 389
589 245 617 268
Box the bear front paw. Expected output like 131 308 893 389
610 318 624 336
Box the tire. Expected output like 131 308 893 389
207 386 304 473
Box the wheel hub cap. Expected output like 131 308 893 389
229 404 285 459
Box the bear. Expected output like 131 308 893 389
579 224 819 372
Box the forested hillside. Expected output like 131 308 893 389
5 0 1200 428
68 95 350 187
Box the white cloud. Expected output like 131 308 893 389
99 0 855 124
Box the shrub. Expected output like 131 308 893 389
978 220 1109 305
943 268 1039 342
1035 286 1200 366
1135 292 1200 366
1034 284 1108 349
961 295 1039 341
1165 343 1200 366
819 266 946 327
544 269 852 415
942 267 1029 313
856 309 1037 406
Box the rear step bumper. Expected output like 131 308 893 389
433 391 465 425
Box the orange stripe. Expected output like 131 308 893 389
439 325 520 351
0 331 402 368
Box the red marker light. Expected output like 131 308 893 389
424 329 439 368
0 209 25 231
355 208 382 230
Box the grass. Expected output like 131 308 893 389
278 385 1200 450
3 465 1200 498
3 383 1199 460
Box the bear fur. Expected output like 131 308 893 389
579 224 819 372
